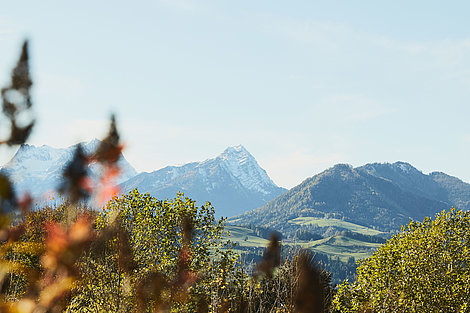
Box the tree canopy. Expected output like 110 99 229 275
333 208 470 312
68 189 237 312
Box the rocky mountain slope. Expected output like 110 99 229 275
120 145 286 217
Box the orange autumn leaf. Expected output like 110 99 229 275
96 164 121 206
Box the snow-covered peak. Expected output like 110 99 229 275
81 138 101 154
219 145 253 163
120 145 284 217
214 145 276 194
2 140 138 199
5 143 68 169
223 144 248 154
142 145 279 196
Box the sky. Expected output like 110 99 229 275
1 1 470 188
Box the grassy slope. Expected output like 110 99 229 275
225 225 270 247
225 222 382 262
289 217 383 236
304 235 381 261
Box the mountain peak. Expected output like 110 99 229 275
78 138 101 154
120 145 285 217
221 144 251 157
85 138 101 147
359 161 421 175
14 143 34 158
391 161 419 173
2 140 137 198
331 163 354 171
226 144 247 152
18 143 32 150
218 145 256 166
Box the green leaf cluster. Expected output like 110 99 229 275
99 189 225 274
333 208 470 312
68 189 234 312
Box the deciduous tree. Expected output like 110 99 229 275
333 208 470 312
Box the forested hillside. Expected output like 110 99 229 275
232 162 470 238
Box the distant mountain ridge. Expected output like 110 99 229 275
358 162 470 209
6 140 470 225
231 162 470 236
1 142 286 217
1 139 137 199
120 145 287 217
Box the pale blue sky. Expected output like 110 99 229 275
1 1 470 188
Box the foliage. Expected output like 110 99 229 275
0 40 127 312
1 41 35 146
68 189 232 312
102 189 226 276
249 250 332 313
294 229 323 241
333 208 470 312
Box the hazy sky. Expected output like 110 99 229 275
1 1 470 188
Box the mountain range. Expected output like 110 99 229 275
1 141 285 217
120 145 286 217
231 162 470 237
1 139 137 200
4 140 470 233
